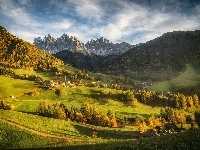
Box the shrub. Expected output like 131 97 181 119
0 100 15 110
55 87 66 97
0 100 7 109
52 106 66 120
37 100 51 117
6 104 15 110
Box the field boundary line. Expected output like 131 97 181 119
0 118 82 142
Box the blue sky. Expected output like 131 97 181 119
0 0 200 45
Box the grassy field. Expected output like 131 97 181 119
61 129 200 150
0 76 38 99
0 121 71 149
11 99 160 118
0 110 200 150
0 110 92 139
151 64 200 92
13 69 56 80
1 64 200 149
60 64 79 72
6 86 161 118
0 110 141 141
1 114 200 149
0 69 161 119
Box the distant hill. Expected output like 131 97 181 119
102 31 200 81
53 30 200 81
0 26 63 71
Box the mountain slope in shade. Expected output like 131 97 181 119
53 50 118 71
102 30 200 81
0 26 63 71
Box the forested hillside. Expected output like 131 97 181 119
0 26 63 71
102 31 200 81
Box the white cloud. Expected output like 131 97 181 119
131 13 200 44
97 1 200 44
195 4 200 20
196 4 200 12
18 0 31 6
98 2 150 43
0 0 39 26
68 0 104 21
52 20 72 29
9 29 42 43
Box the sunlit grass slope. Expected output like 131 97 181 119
0 121 68 149
0 76 38 99
1 112 199 150
13 69 55 80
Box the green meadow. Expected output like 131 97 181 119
0 65 200 149
151 64 200 92
0 76 37 99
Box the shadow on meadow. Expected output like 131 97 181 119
10 128 200 150
72 124 140 139
35 71 56 79
19 111 38 115
119 112 149 118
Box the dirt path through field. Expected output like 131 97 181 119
0 118 82 142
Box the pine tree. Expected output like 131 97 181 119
186 96 194 107
192 94 199 106
180 95 187 110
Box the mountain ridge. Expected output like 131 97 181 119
51 30 200 80
33 35 134 56
102 30 200 81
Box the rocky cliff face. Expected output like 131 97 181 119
33 35 134 56
85 37 134 56
33 34 85 54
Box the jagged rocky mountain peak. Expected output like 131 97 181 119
33 33 85 54
33 34 134 56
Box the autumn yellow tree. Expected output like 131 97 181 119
138 121 147 133
192 94 199 106
52 101 66 119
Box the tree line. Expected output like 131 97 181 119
37 101 118 127
36 100 200 132
135 90 199 109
